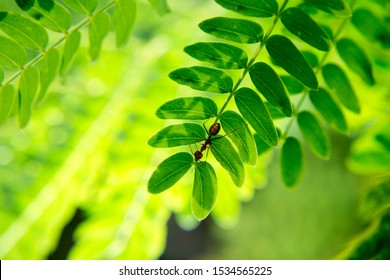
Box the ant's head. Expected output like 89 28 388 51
194 150 203 161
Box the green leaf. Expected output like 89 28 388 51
281 7 332 51
192 161 217 220
169 66 233 93
148 0 170 15
281 75 304 95
309 88 347 133
303 0 352 18
302 51 318 68
60 31 81 76
0 36 27 69
89 12 110 61
0 67 3 84
0 12 48 50
37 48 60 103
220 110 257 166
254 133 272 155
281 137 304 188
336 38 375 85
322 63 360 113
249 62 292 117
0 84 15 124
114 0 136 48
352 9 390 49
215 0 278 17
156 97 217 120
199 17 263 44
16 0 72 33
234 87 278 147
62 0 97 14
266 35 318 89
148 152 193 194
184 42 248 69
148 123 206 147
211 136 245 187
297 111 330 159
19 66 39 128
265 102 286 119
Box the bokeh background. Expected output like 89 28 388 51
0 0 389 259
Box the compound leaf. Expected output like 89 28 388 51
184 42 248 69
281 137 304 188
89 12 110 61
352 9 390 49
234 87 278 147
220 110 257 166
0 12 48 50
148 152 193 194
62 0 97 14
0 36 27 69
37 48 60 103
249 62 292 117
19 66 39 128
322 63 360 113
199 17 263 44
215 0 278 17
192 162 217 220
309 88 347 133
297 111 330 159
16 0 72 33
336 38 375 85
266 35 318 89
211 136 245 187
303 0 352 18
60 31 81 76
148 123 206 147
114 0 136 47
281 7 332 51
169 66 233 93
0 84 15 124
156 97 217 120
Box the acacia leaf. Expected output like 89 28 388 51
336 38 375 85
192 162 217 220
215 0 278 17
169 66 233 93
297 111 330 159
19 66 39 128
281 7 332 51
309 88 347 133
184 42 248 69
0 67 3 84
0 36 27 69
148 0 170 15
114 0 136 48
0 12 48 50
281 75 304 95
249 62 292 117
352 9 390 49
211 136 245 187
37 48 60 103
234 87 278 147
303 0 352 18
266 35 318 89
62 0 97 14
281 137 304 188
89 12 110 61
0 84 15 125
220 110 257 166
16 0 72 33
156 97 217 120
322 63 360 113
199 17 263 44
148 152 193 194
254 133 272 155
60 31 81 76
148 123 206 147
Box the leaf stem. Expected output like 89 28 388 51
3 0 117 86
214 0 290 123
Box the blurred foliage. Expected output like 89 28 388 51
0 0 389 260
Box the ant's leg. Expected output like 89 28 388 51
188 144 194 155
212 123 249 140
203 115 215 136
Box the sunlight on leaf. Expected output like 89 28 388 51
148 123 206 147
